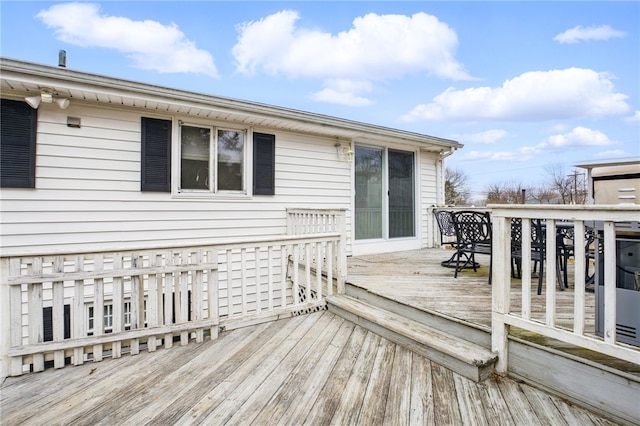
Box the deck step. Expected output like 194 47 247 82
326 295 497 382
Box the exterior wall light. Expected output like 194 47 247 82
343 146 354 162
24 88 69 110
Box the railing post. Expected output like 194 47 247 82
491 214 511 375
603 221 617 344
0 257 9 380
337 211 347 294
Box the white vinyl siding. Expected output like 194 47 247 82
0 105 353 255
419 151 439 249
0 100 445 257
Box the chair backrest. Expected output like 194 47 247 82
434 210 456 238
511 217 523 245
511 217 544 252
531 219 545 250
451 210 492 245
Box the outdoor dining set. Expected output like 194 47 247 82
434 209 595 294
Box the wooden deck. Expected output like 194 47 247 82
347 248 640 375
0 310 620 426
347 248 592 331
1 248 634 425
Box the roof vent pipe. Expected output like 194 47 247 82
58 50 66 68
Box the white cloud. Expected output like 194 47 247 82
309 79 373 106
232 10 470 105
542 127 614 148
463 127 616 163
37 3 218 77
403 68 629 122
452 129 508 144
625 111 640 122
554 25 626 44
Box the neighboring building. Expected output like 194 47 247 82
0 57 462 257
575 158 640 205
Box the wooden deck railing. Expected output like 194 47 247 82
1 232 345 377
489 205 640 374
287 208 347 293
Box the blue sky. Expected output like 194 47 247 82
2 1 639 200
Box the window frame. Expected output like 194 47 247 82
86 301 135 335
177 122 248 195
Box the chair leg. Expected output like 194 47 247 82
454 250 462 278
537 258 544 295
556 261 565 291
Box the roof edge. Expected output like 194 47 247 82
1 57 462 149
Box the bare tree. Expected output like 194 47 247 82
544 164 587 204
485 181 529 204
445 167 471 205
528 186 557 204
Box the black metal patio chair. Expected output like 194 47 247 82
434 209 478 268
451 210 493 284
511 218 565 295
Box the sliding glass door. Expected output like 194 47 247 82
355 146 383 240
355 145 415 242
388 149 415 238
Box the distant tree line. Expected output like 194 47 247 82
444 164 588 206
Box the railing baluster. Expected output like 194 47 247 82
130 252 141 355
194 249 204 343
293 244 300 305
72 255 85 365
241 248 248 317
29 257 44 372
316 242 323 301
545 219 557 328
112 253 123 358
226 249 234 318
146 252 159 352
207 249 219 340
521 219 532 319
305 243 312 304
256 247 263 315
179 250 189 345
93 255 104 361
281 244 288 308
268 246 274 311
52 256 65 369
573 221 586 335
327 242 333 296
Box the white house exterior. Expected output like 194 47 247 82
0 57 461 257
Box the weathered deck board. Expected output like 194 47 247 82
346 248 594 331
0 310 619 425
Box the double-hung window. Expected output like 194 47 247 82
141 117 275 196
180 124 245 193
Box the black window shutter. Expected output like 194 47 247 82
253 132 275 195
141 117 171 192
0 99 37 188
43 305 71 342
